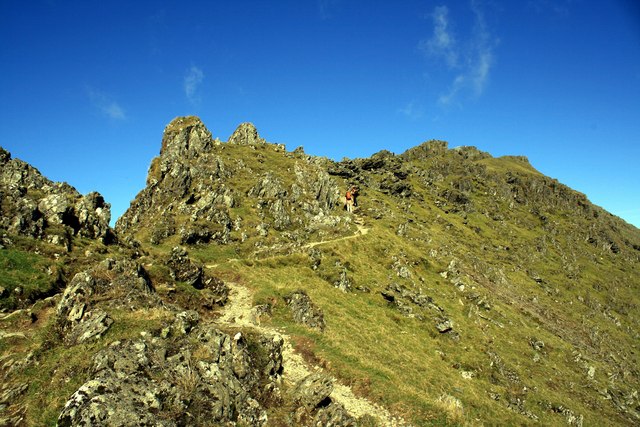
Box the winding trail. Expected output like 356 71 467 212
215 281 406 426
303 217 369 249
209 215 408 426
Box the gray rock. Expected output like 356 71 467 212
55 259 159 346
38 193 71 225
435 317 453 333
284 290 326 332
74 192 112 240
58 316 281 427
228 122 265 145
160 116 214 159
314 401 358 426
334 268 352 293
64 309 113 345
167 246 204 289
0 146 114 244
173 310 200 336
293 372 334 410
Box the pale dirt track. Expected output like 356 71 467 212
215 281 406 427
209 216 408 426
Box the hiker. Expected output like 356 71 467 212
345 186 357 213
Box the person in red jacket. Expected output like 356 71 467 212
345 186 358 213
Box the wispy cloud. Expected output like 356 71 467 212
87 87 126 120
184 65 204 104
398 101 425 120
420 1 498 107
420 5 458 68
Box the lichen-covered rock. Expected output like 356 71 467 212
38 193 71 225
0 146 114 245
58 316 283 427
314 401 357 426
116 117 347 250
435 317 453 333
293 372 334 410
165 247 229 306
284 290 326 332
160 115 214 159
74 192 112 240
228 122 265 145
55 259 158 345
166 246 205 289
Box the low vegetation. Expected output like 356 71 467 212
1 118 638 426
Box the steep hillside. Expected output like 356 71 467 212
1 117 639 426
0 147 117 311
116 117 639 425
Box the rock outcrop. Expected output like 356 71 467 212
228 122 265 146
44 258 285 426
57 318 284 427
116 117 345 251
284 290 326 332
0 147 114 246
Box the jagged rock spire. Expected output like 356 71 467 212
160 116 213 158
227 122 265 145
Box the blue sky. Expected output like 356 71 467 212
1 0 639 227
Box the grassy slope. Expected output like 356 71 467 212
3 141 638 426
190 149 639 425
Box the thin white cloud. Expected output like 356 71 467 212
184 65 204 103
104 102 125 120
421 1 497 107
420 5 458 68
398 101 425 120
87 87 126 120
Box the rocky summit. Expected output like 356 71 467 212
1 116 639 426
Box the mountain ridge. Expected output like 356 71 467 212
1 116 639 426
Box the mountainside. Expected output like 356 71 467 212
1 117 639 426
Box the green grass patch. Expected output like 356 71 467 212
0 248 58 310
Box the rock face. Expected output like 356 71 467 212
57 318 284 427
52 259 284 427
0 147 114 245
116 116 345 251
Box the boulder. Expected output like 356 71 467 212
293 372 334 409
435 317 454 333
284 291 326 332
167 246 205 289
